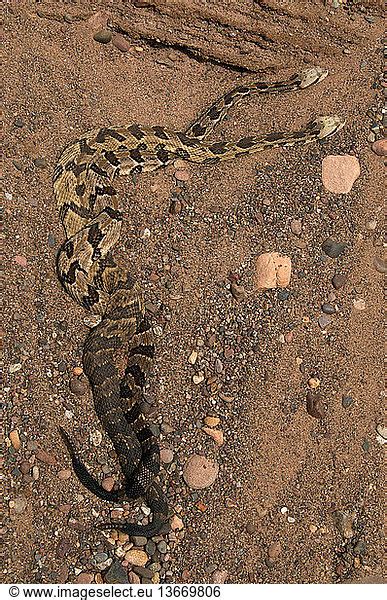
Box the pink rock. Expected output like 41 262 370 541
160 447 174 464
14 255 27 267
112 34 131 52
254 252 291 291
371 138 387 157
102 476 115 492
174 169 190 181
322 155 360 194
170 515 184 530
202 427 224 446
183 454 219 489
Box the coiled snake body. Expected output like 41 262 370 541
55 67 344 536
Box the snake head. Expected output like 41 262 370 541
315 115 346 139
299 66 329 88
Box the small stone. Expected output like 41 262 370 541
254 252 291 290
57 469 72 480
47 234 56 248
318 314 332 329
342 396 354 408
102 477 115 492
321 303 335 315
132 566 153 579
128 572 141 584
14 255 28 267
365 219 377 231
308 378 320 389
34 157 47 169
75 573 94 584
10 496 27 514
353 298 366 311
230 282 246 300
322 238 346 259
212 570 228 584
204 416 220 427
160 447 174 464
35 449 56 465
9 430 21 451
322 155 360 194
373 257 387 274
124 549 148 567
268 542 282 560
202 427 224 446
20 461 31 474
309 524 318 533
157 540 167 553
131 536 147 547
112 34 130 52
214 358 223 373
104 560 129 583
69 377 88 396
193 373 204 385
306 391 326 419
333 510 355 540
246 522 257 534
290 219 302 236
183 454 219 489
332 273 347 289
10 363 22 374
145 540 156 555
371 138 387 156
73 366 83 376
93 29 112 44
188 350 198 365
170 515 184 531
13 117 24 128
362 438 371 452
174 169 190 181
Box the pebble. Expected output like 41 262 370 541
353 298 366 311
373 256 387 274
160 447 174 464
362 438 370 452
9 430 21 451
365 219 377 231
183 454 219 489
254 252 291 290
20 461 31 474
318 314 332 329
104 560 129 584
128 572 141 584
193 373 204 385
202 427 224 446
9 363 22 374
131 536 147 547
170 515 184 531
112 34 131 52
93 29 112 44
73 366 83 376
332 273 347 289
124 549 148 567
342 396 354 408
14 255 28 267
57 469 72 480
322 155 360 194
204 416 220 427
268 542 282 560
35 449 56 465
188 350 198 365
174 169 190 182
321 303 336 315
10 496 27 515
69 377 88 396
212 570 228 584
246 522 257 534
34 157 47 169
306 391 326 419
145 540 156 555
290 219 302 236
132 566 154 579
14 117 24 127
333 510 355 539
322 238 346 259
308 377 320 389
371 138 387 156
157 540 167 554
230 282 246 300
75 573 94 584
47 234 56 248
102 477 115 492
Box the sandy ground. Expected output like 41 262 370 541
3 0 385 585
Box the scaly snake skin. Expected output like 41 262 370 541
55 67 344 537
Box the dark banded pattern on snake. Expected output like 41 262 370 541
55 67 344 536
